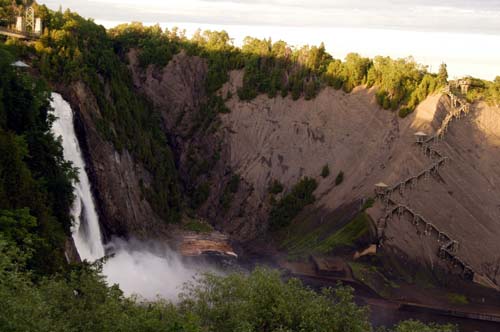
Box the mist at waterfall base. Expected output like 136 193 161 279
104 239 211 301
50 93 213 301
102 238 215 300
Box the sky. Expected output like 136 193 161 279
40 0 500 80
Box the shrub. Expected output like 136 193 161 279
183 219 213 233
228 174 240 193
335 171 344 185
399 106 413 118
181 267 371 332
268 179 284 194
321 164 330 178
192 182 210 208
269 177 317 230
220 174 240 211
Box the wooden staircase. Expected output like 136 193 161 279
375 86 475 280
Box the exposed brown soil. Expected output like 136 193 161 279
219 69 500 287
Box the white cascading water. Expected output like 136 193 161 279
50 93 210 301
50 93 105 261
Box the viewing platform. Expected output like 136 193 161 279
0 26 39 39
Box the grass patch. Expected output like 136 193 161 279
280 212 371 258
413 269 437 289
183 219 213 233
447 293 469 305
349 262 400 298
315 212 370 252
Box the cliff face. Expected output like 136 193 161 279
66 49 500 286
127 50 264 243
59 81 166 240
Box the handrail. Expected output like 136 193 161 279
0 26 40 39
375 86 474 280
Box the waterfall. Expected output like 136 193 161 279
50 93 105 261
49 93 214 300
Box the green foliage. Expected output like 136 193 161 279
269 177 317 230
349 262 400 298
385 320 458 332
318 212 370 251
447 293 468 305
0 48 75 274
335 171 344 185
362 197 375 211
438 63 448 85
268 179 284 195
321 164 330 178
0 239 202 332
220 174 240 211
181 267 371 332
400 74 441 117
192 182 210 209
279 206 375 259
183 219 213 233
466 76 500 105
0 209 38 254
342 53 371 92
232 45 439 108
228 174 240 193
0 242 454 332
110 23 183 68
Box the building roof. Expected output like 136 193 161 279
375 182 388 188
414 131 427 136
11 60 30 68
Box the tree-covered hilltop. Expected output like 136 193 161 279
464 76 500 106
109 23 448 117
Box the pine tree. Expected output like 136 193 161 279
438 63 448 85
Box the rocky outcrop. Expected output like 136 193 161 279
64 237 81 263
58 81 166 241
180 231 236 257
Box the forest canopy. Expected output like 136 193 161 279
107 22 452 117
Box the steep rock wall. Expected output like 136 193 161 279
127 50 263 243
58 81 165 240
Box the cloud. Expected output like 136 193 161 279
40 0 500 34
38 0 500 79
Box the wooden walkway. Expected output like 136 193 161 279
375 86 475 280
